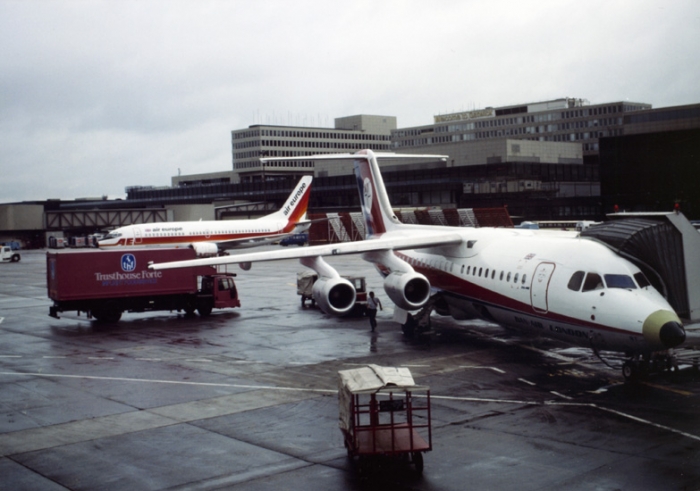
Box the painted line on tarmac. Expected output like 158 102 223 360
518 378 536 386
0 317 4 324
0 371 337 394
430 394 700 443
640 381 693 396
460 366 506 374
3 370 698 444
550 391 573 400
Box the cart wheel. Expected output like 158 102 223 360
412 452 424 474
356 456 367 475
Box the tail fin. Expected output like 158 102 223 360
265 175 313 225
353 150 402 237
257 150 446 238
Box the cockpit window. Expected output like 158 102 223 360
582 273 604 292
103 233 121 240
604 274 637 289
567 271 585 291
634 272 651 288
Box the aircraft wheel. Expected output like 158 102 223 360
402 314 416 337
622 361 638 381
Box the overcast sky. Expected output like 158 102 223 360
1 0 699 203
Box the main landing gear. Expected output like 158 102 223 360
621 352 679 382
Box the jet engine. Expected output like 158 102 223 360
383 271 431 311
312 277 356 316
191 242 219 257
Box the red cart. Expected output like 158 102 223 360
338 365 432 473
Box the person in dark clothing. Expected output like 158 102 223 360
366 291 382 331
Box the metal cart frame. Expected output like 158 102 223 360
338 365 432 473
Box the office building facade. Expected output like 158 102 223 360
231 115 395 183
392 97 652 162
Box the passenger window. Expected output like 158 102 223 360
479 267 483 277
491 270 496 279
485 268 489 278
567 271 585 291
582 273 604 292
634 272 651 288
507 272 511 282
500 271 504 281
521 274 527 284
461 265 465 274
514 273 519 283
604 274 637 289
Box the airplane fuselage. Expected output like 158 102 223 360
98 218 296 249
370 225 679 354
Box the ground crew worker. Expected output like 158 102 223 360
366 291 382 332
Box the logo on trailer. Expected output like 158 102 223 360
363 178 373 213
121 254 136 272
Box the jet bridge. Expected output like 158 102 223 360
581 212 700 323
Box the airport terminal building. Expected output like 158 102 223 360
1 98 699 247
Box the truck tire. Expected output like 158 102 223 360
93 301 122 323
197 302 213 317
11 254 20 262
183 298 197 315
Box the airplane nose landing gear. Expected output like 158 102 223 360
622 351 680 382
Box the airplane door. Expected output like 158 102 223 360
133 227 143 245
531 262 555 313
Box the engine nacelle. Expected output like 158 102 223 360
191 242 219 257
239 262 252 271
313 277 356 316
383 272 431 311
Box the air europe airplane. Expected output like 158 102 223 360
99 176 312 256
150 150 687 380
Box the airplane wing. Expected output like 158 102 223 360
149 231 463 270
213 231 300 250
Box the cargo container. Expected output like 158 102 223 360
47 248 239 322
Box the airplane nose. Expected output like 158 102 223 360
659 321 686 348
643 310 685 349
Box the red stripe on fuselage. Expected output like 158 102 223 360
393 251 635 337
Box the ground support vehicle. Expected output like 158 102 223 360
279 233 308 246
1 246 21 262
338 365 432 474
47 248 239 322
297 271 367 315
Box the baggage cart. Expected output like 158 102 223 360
338 365 431 473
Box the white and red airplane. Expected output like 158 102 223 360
150 150 687 380
99 176 312 255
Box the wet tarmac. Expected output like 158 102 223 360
1 249 700 490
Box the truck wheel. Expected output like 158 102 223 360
197 303 213 317
93 302 122 323
183 299 196 315
11 254 20 262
